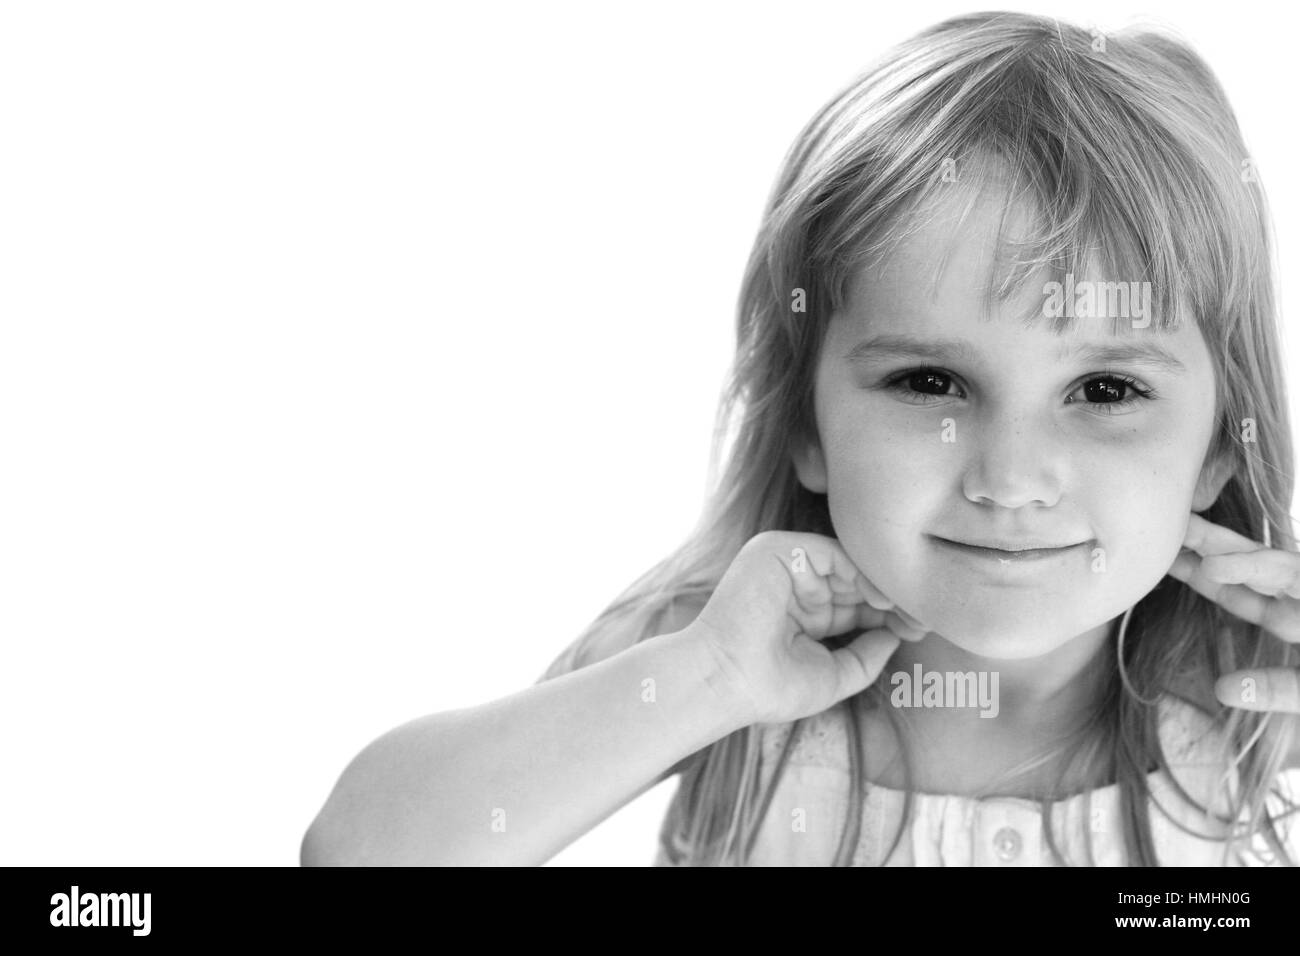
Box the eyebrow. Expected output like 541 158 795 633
841 333 1189 374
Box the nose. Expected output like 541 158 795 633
960 406 1066 509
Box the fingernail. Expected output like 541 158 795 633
895 607 924 629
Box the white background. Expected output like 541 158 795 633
2 1 1295 866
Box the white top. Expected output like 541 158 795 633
653 695 1300 866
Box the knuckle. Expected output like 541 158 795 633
755 529 794 550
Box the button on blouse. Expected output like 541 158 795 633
653 695 1300 866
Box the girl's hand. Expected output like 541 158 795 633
1166 513 1300 714
687 530 927 726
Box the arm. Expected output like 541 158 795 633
299 625 751 866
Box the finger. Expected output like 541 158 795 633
831 629 901 700
829 573 864 599
792 537 887 609
808 535 872 597
883 610 928 642
1214 668 1300 713
792 534 908 621
818 601 869 636
785 537 876 608
801 593 916 640
1167 551 1300 642
1198 549 1300 599
892 605 926 630
784 550 833 612
853 571 894 611
856 604 926 642
1184 513 1263 556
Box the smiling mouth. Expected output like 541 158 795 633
931 536 1092 562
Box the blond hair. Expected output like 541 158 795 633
543 11 1299 866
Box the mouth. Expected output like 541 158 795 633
930 535 1093 564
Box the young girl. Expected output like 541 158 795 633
301 12 1300 866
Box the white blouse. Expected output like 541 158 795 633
653 695 1300 866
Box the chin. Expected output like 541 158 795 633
936 629 1075 661
918 606 1092 661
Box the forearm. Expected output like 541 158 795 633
300 626 751 866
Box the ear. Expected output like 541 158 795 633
790 429 829 494
1191 448 1237 513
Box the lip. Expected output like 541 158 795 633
931 535 1093 563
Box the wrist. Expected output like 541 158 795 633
663 622 760 730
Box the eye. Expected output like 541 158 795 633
880 368 1158 414
1066 374 1157 415
883 366 963 405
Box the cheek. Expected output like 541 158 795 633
814 412 1205 618
1092 447 1200 580
817 418 943 574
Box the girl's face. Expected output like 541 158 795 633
795 191 1232 660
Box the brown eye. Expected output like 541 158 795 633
910 371 952 394
1067 374 1156 414
884 366 961 404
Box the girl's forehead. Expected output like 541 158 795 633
852 187 1051 298
839 202 1181 334
845 170 1136 301
838 258 1175 332
829 198 1205 363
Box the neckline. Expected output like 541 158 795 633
859 762 1165 804
775 693 1216 805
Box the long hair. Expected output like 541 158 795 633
543 11 1300 865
